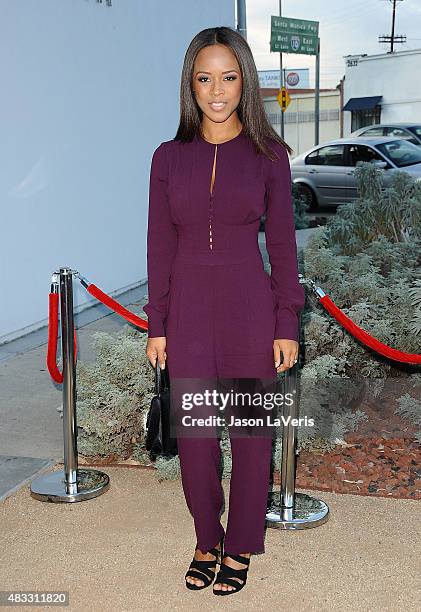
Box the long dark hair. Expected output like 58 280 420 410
174 26 293 159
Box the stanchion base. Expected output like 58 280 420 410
30 468 110 503
266 491 329 530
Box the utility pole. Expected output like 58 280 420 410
279 0 285 139
378 0 406 53
314 37 320 146
237 0 247 40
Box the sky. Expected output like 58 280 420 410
246 0 421 88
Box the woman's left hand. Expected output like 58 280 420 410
273 339 299 373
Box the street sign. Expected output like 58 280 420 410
271 16 319 36
270 15 321 146
270 16 319 55
277 87 291 112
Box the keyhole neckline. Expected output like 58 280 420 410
197 126 244 146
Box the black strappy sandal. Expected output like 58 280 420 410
184 536 224 590
213 552 250 595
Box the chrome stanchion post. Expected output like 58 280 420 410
61 267 77 491
266 312 330 529
279 363 298 519
31 267 110 502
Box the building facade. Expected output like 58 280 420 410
262 88 341 157
342 48 421 135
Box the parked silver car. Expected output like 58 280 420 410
290 136 421 210
351 123 421 146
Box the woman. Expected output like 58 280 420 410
144 26 305 596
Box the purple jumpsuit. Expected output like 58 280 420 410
143 128 305 555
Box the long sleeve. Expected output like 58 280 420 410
143 142 178 338
264 140 305 342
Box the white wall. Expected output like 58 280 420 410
343 48 421 135
0 0 235 341
265 91 341 157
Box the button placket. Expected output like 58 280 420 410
209 144 217 251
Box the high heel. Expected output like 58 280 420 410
184 535 224 590
213 552 250 595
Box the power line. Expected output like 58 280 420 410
322 2 381 29
322 1 371 23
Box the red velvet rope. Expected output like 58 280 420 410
47 292 78 384
46 274 420 384
319 294 421 365
85 284 148 330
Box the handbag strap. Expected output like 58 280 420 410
155 358 169 396
154 359 161 396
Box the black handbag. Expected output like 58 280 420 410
145 359 178 459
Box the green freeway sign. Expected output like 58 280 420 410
270 16 319 55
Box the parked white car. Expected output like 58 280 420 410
290 136 421 210
351 123 421 146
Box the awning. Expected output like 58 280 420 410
342 95 382 111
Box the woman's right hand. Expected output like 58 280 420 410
146 337 167 369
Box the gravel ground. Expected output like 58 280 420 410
1 464 420 612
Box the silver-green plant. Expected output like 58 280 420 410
75 325 154 458
395 374 421 443
300 162 421 444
